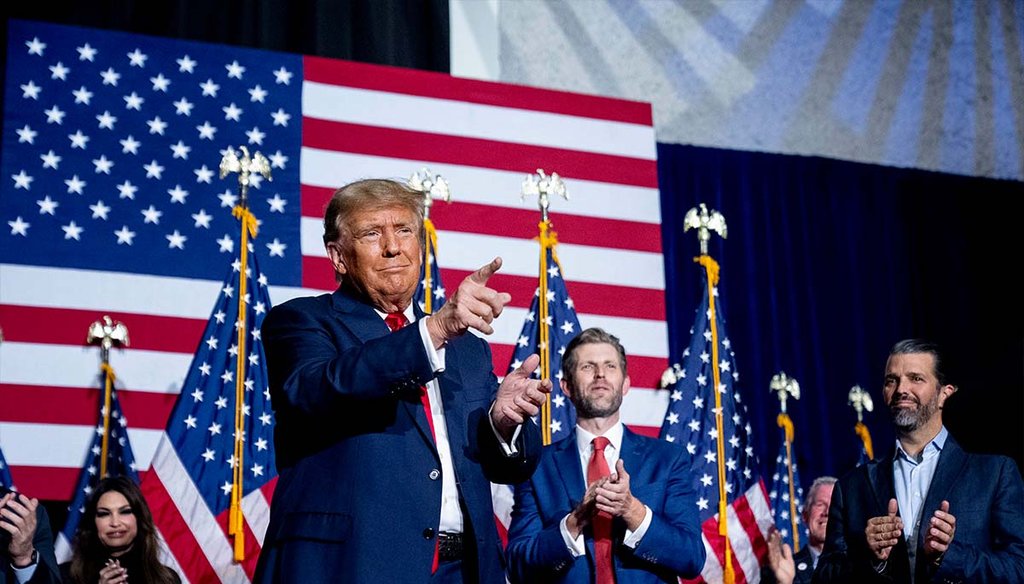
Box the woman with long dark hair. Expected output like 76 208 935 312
61 476 180 584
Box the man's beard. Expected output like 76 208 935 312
889 392 940 432
571 384 623 419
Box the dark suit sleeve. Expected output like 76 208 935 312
505 478 577 583
474 408 542 486
263 302 437 414
627 446 706 578
813 479 891 584
26 504 60 584
934 457 1024 583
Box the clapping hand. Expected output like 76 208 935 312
0 491 39 567
594 460 646 530
866 498 903 561
923 500 956 562
99 558 128 584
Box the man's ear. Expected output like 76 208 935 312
560 378 572 401
938 383 957 407
326 242 348 276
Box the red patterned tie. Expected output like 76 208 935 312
385 311 439 573
587 436 615 584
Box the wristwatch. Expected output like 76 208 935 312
12 548 38 569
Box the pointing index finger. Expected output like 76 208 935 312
470 257 503 285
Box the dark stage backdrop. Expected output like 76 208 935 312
0 0 449 116
658 143 1024 485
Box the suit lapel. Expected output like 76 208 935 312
869 453 915 568
553 432 598 566
332 289 437 448
555 431 586 507
329 287 390 343
619 427 648 477
916 435 967 551
868 454 897 514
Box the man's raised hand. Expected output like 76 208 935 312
492 353 552 438
427 257 512 347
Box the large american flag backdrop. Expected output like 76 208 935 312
0 18 667 582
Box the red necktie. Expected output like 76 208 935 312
385 311 439 573
587 436 615 584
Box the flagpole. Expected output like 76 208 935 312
771 371 802 551
409 169 452 315
521 170 568 446
683 203 734 583
849 385 875 460
86 316 130 478
219 145 272 562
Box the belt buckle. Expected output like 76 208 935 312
437 532 463 561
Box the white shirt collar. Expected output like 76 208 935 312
374 305 416 323
895 425 948 462
575 421 624 455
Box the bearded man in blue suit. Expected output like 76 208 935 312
253 178 551 584
814 338 1024 584
506 327 705 584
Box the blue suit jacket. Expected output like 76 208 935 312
252 288 542 584
814 435 1024 584
506 427 705 583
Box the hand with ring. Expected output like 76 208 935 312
865 498 903 561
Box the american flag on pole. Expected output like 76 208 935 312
139 253 276 583
849 385 875 466
659 256 773 584
55 388 140 562
414 217 447 315
0 17 667 578
505 221 581 444
855 424 874 466
493 221 583 539
767 421 808 552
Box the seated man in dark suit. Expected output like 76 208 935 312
253 178 551 584
815 338 1024 583
1 488 60 584
764 476 837 584
506 327 705 583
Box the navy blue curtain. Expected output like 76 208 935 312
658 143 1023 485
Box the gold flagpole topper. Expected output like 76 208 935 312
86 316 129 478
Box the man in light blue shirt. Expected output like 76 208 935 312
815 339 1024 583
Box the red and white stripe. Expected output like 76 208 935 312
688 482 774 584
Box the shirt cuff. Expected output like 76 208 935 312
12 562 38 584
623 505 653 548
487 402 522 455
418 317 445 372
560 514 586 557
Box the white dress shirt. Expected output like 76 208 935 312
378 307 462 533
